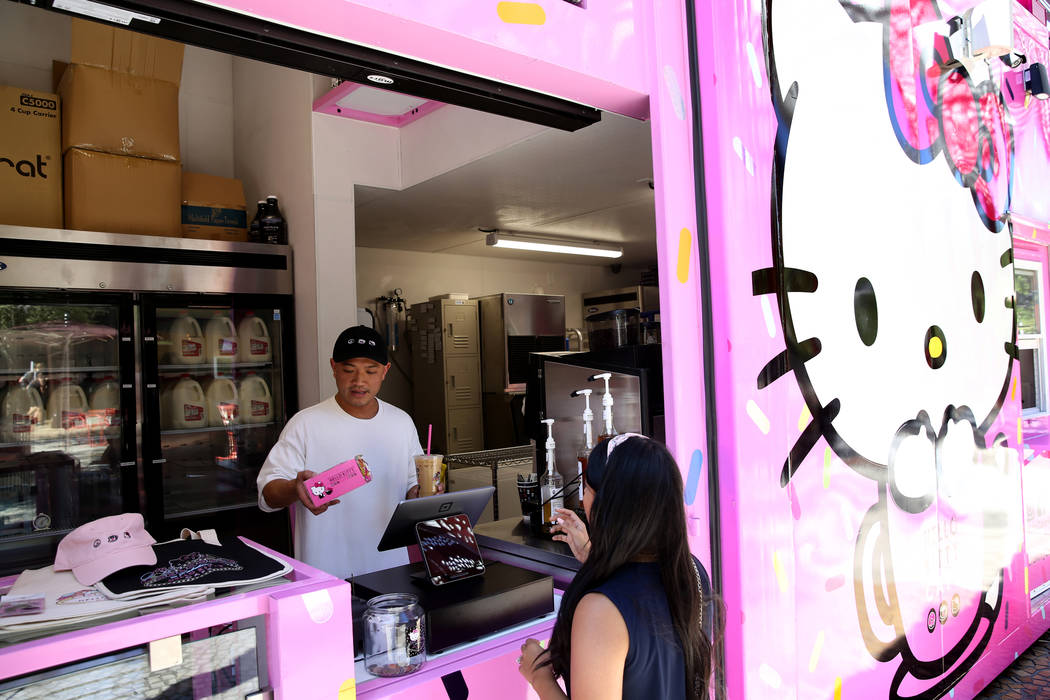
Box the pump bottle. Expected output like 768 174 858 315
571 388 594 502
540 418 564 535
590 372 618 442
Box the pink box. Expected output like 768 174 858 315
305 456 372 508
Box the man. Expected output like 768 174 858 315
257 325 436 578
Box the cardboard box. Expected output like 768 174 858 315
181 172 248 241
0 85 62 228
71 19 183 84
59 64 180 161
64 148 180 237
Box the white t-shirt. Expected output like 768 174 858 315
256 396 421 579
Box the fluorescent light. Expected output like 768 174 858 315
485 231 622 259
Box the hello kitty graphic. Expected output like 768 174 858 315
757 0 1021 697
310 482 333 500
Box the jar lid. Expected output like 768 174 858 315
365 592 420 612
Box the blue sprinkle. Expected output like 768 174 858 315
949 690 954 698
685 450 703 506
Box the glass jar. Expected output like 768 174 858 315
363 593 426 677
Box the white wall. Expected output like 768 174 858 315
233 57 319 407
0 2 69 93
357 246 638 410
179 47 234 178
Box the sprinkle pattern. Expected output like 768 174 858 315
496 2 546 25
809 630 825 672
746 399 770 434
677 228 692 283
773 550 789 592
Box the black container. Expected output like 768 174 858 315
260 195 287 245
585 308 640 351
248 200 265 243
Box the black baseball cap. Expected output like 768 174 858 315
332 326 388 364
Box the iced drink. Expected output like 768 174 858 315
414 454 443 497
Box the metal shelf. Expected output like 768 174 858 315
160 422 275 436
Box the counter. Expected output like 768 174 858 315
474 516 581 589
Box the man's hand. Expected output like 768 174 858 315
406 479 446 500
295 470 341 515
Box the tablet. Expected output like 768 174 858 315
415 513 486 586
376 486 494 551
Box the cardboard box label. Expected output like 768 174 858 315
0 85 62 229
181 206 247 230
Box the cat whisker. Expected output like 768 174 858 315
758 338 822 389
752 267 819 296
781 399 840 487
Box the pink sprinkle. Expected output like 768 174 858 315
788 482 801 521
825 575 845 592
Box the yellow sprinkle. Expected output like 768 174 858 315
823 447 832 489
1012 376 1017 401
496 2 546 24
1026 567 1030 595
338 678 356 699
773 550 789 593
1019 418 1024 446
798 404 811 432
746 399 771 434
677 228 692 283
808 630 825 672
834 676 843 700
1034 229 1039 239
928 336 943 359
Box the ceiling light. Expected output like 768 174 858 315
484 230 622 259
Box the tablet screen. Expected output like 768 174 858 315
414 513 486 586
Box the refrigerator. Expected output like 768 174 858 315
0 226 296 576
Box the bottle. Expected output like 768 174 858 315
202 375 239 426
261 195 287 245
167 313 205 365
248 200 266 243
590 372 619 442
239 372 273 424
1 382 44 442
237 312 272 363
204 314 238 364
169 375 207 430
540 418 564 536
47 377 88 430
571 388 595 503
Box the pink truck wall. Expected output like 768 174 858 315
185 0 1050 697
694 0 1050 697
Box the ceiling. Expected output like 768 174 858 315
354 112 658 266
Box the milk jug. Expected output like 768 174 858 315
168 315 205 365
89 376 120 411
205 315 238 364
47 378 88 429
239 373 273 424
168 375 207 430
237 313 272 363
203 376 239 426
1 382 44 442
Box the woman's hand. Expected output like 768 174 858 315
517 638 564 698
550 508 590 563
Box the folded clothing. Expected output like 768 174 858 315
96 536 291 599
0 567 211 637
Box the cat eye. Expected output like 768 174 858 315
854 277 878 346
971 271 985 323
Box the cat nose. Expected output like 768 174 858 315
925 326 946 369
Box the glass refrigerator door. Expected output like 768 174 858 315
0 293 135 575
142 296 293 543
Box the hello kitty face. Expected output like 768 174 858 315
310 483 329 499
762 0 1014 478
761 0 1018 694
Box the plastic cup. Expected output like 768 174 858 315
414 454 443 497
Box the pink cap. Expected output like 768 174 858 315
54 513 158 585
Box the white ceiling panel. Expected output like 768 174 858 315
355 113 658 266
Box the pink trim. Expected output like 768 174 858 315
198 0 649 118
0 539 353 698
312 81 445 127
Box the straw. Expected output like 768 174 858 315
427 424 433 455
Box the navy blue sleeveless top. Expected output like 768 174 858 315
590 560 692 699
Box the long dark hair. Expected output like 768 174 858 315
542 436 712 698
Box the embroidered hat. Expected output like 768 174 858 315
54 513 158 586
332 325 388 365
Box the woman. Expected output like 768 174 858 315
517 434 715 699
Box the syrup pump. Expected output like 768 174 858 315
589 372 618 441
571 388 594 501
